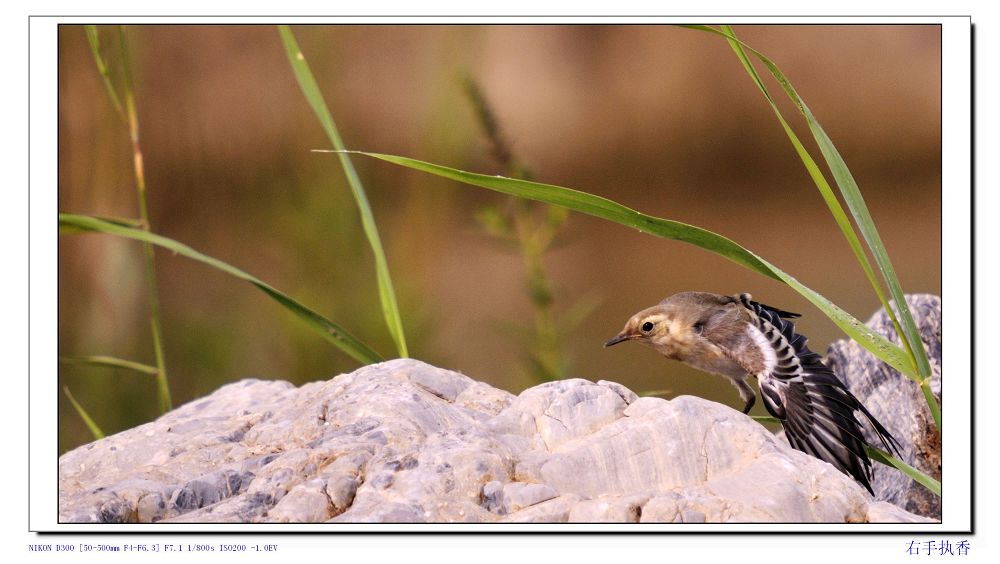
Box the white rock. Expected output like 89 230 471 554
59 358 933 523
501 482 559 513
567 495 648 522
268 480 332 522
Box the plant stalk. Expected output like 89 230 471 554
117 26 172 413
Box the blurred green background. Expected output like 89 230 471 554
58 24 941 453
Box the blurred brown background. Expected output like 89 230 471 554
58 24 941 453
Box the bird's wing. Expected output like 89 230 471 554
730 294 902 495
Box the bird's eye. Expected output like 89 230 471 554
641 321 654 333
693 321 705 334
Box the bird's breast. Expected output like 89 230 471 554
671 340 748 379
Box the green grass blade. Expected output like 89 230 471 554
919 381 941 431
277 25 408 359
60 213 383 365
59 215 144 234
63 387 105 440
866 445 941 497
716 25 890 313
719 25 928 375
83 25 125 124
688 25 912 364
683 26 935 424
60 355 159 376
339 151 915 378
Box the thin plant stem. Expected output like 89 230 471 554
117 26 172 413
515 206 561 380
463 76 567 381
84 26 125 125
64 387 105 440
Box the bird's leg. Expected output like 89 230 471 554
733 377 756 414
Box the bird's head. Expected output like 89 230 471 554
604 292 734 359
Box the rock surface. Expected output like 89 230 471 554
826 294 942 519
59 351 935 523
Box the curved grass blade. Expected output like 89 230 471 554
60 213 383 365
712 25 899 336
867 445 941 497
338 151 915 378
60 355 159 376
63 387 105 440
683 25 937 428
84 25 125 124
60 215 144 235
277 25 408 359
716 24 927 376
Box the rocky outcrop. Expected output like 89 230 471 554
59 352 934 523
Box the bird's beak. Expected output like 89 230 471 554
604 332 632 347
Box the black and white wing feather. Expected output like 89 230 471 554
737 293 902 495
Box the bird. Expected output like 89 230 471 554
604 291 901 495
